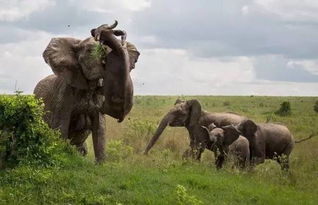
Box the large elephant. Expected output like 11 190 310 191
34 21 140 162
236 120 313 170
144 99 255 163
202 123 250 169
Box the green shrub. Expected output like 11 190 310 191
275 101 291 116
314 101 318 113
176 184 203 205
106 140 133 162
0 94 70 168
124 119 156 152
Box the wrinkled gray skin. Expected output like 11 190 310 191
202 124 250 169
229 136 250 168
237 120 295 170
144 99 256 165
91 22 140 122
34 21 139 162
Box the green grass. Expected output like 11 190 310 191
1 96 318 204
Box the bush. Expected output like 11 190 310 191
0 94 70 168
314 101 318 113
275 101 291 116
106 140 133 162
176 184 203 205
124 119 156 153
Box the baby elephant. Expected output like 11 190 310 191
202 124 250 169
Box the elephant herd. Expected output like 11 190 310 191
144 99 312 170
34 21 312 170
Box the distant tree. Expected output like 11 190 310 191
314 101 318 113
275 101 291 116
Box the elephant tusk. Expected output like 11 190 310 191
108 20 118 29
95 34 100 41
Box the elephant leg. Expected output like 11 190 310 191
69 130 90 156
278 143 293 171
60 116 71 140
51 110 71 140
280 159 289 171
92 113 106 163
215 147 228 169
182 146 204 161
250 147 265 166
251 156 265 166
238 157 247 169
195 147 205 161
275 155 290 171
186 140 205 161
182 148 192 160
76 142 88 156
215 154 225 169
51 84 75 140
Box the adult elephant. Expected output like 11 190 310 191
237 120 313 170
144 99 256 165
34 21 140 162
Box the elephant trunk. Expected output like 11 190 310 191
103 32 127 58
96 28 130 122
144 113 173 154
109 37 129 122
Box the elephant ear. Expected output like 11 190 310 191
186 99 202 127
237 119 257 139
222 125 241 146
43 37 88 90
126 42 140 71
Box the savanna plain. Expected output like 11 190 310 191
1 96 318 205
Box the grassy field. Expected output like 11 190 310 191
1 96 318 204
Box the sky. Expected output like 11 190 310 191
0 0 317 96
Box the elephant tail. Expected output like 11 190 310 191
295 134 315 143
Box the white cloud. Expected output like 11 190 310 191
241 5 249 15
250 0 318 22
287 59 318 75
132 48 255 95
214 81 318 96
75 0 150 13
131 48 318 95
0 0 55 22
0 30 52 93
122 0 151 11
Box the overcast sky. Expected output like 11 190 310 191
0 0 317 95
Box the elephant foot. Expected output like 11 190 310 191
215 155 225 169
182 148 202 161
76 143 88 156
95 155 106 164
182 149 191 160
279 160 290 171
